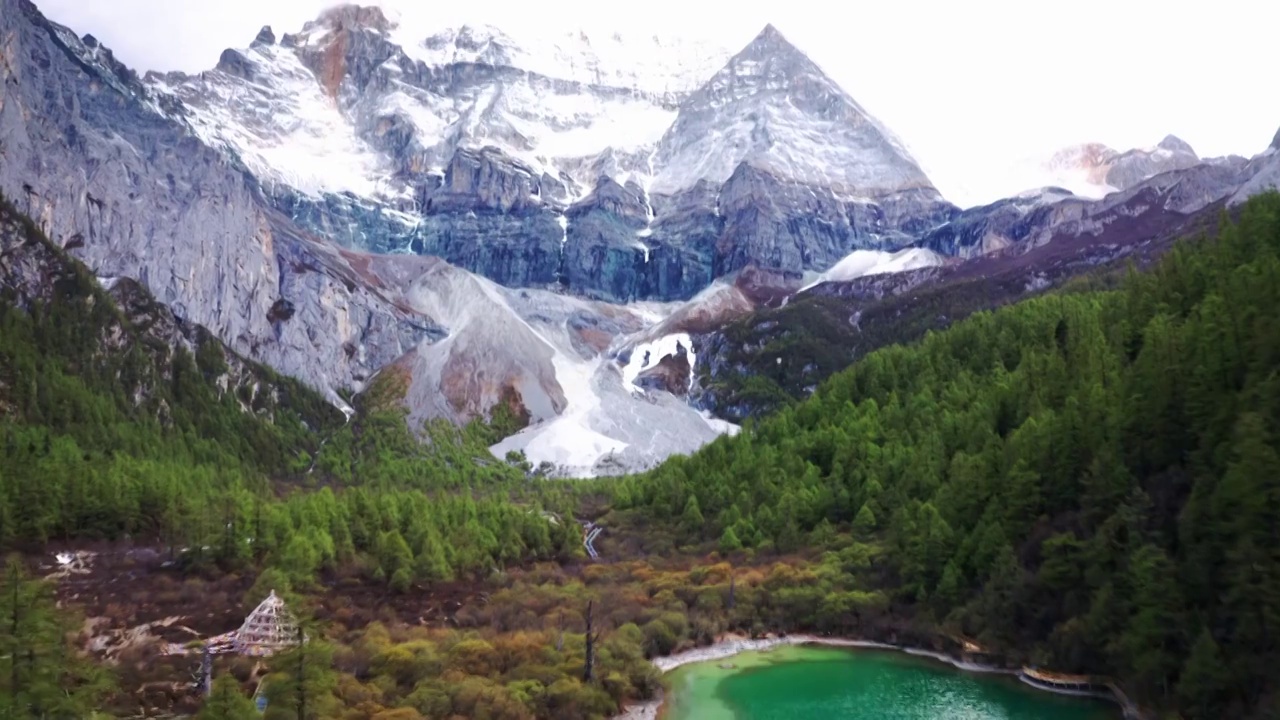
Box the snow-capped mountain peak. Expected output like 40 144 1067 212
141 8 954 306
146 6 733 205
396 20 728 97
649 23 940 200
293 3 397 40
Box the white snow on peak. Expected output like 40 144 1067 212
1031 144 1119 199
397 23 730 96
799 248 943 292
149 14 725 204
491 84 677 163
649 38 937 199
149 44 389 198
998 138 1199 203
151 11 945 213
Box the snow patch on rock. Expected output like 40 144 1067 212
621 333 695 394
799 248 943 292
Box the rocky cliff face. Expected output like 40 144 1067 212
0 0 437 409
0 194 342 429
0 0 755 476
7 0 1280 476
141 9 960 303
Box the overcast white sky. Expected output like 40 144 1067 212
37 0 1280 206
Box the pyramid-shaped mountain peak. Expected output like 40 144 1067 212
738 23 808 61
1157 134 1195 156
756 23 785 41
650 19 940 201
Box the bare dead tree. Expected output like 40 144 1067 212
583 600 600 683
556 610 565 653
296 626 305 720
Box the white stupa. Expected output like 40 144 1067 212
231 590 304 657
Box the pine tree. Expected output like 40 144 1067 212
718 526 742 554
852 503 877 537
412 533 454 583
583 600 599 684
1176 628 1230 719
679 496 704 536
1118 544 1186 698
0 556 112 718
376 530 414 584
199 674 257 720
262 629 338 720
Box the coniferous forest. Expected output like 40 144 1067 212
615 193 1280 717
1 193 1279 718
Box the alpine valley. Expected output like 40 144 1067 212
4 0 1279 476
4 1 1280 719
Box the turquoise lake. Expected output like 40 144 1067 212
661 645 1120 720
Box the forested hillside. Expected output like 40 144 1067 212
6 192 1280 720
615 192 1280 718
0 191 577 582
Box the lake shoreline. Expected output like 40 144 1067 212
611 632 1144 720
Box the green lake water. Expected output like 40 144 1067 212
661 646 1120 720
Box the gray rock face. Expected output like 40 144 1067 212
922 154 1263 258
253 26 276 47
0 0 436 407
1230 148 1280 205
712 164 956 273
139 9 961 304
919 191 1071 258
0 196 341 428
651 24 941 200
1103 135 1202 190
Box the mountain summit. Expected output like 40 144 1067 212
651 24 939 200
1036 136 1201 198
5 0 1280 481
142 11 952 303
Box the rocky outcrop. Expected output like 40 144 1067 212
1230 126 1280 204
635 351 693 396
1038 135 1203 198
921 159 1252 258
712 164 957 273
388 257 568 430
1104 135 1202 190
920 189 1082 258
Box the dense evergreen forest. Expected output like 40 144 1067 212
614 192 1280 718
3 193 1280 719
0 191 580 588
